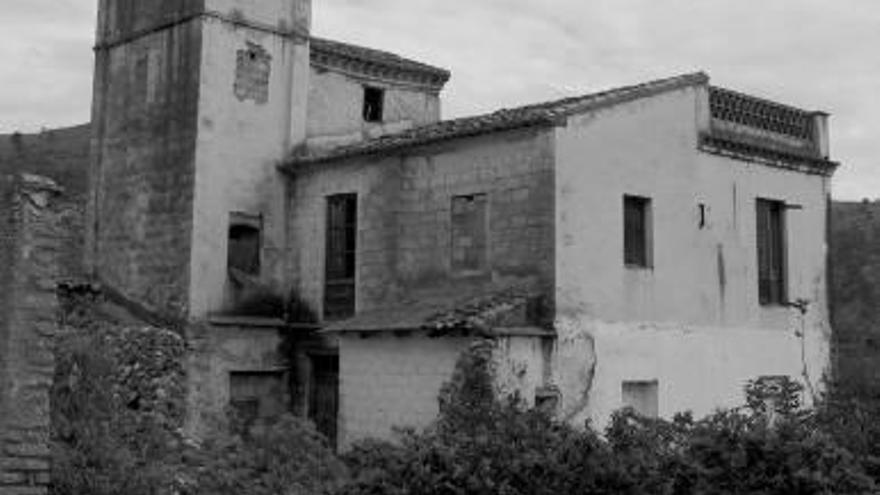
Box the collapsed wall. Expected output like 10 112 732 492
0 173 82 492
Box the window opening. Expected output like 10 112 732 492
623 195 652 268
363 86 385 122
324 194 357 319
756 198 787 305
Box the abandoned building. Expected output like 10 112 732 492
1 0 838 459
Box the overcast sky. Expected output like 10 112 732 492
1 1 877 200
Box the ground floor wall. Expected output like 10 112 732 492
338 335 469 448
554 315 830 429
185 320 288 438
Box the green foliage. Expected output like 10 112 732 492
51 327 185 495
340 344 879 495
178 415 348 495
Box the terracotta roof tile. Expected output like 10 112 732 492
283 72 708 168
321 283 547 336
310 36 451 81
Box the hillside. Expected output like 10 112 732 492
831 200 880 387
0 124 91 197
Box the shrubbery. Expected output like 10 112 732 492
51 333 880 494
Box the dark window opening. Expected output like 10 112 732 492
363 86 385 122
324 194 357 319
309 354 339 448
756 198 787 305
451 193 488 272
228 212 262 276
624 195 652 268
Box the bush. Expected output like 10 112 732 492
179 414 348 495
340 343 879 495
51 326 185 495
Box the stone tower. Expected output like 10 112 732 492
88 0 312 319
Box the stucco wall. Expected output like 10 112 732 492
188 14 309 318
554 84 831 426
306 68 441 146
185 320 286 438
89 18 202 318
287 127 555 318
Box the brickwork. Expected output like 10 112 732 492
89 13 203 318
339 334 470 447
0 174 73 494
234 42 272 105
288 126 556 317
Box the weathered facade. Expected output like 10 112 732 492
0 174 80 493
85 0 838 449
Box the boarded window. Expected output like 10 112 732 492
324 194 357 319
228 212 262 276
756 198 787 305
451 194 488 272
363 86 385 122
622 380 659 418
623 195 652 268
234 43 271 104
229 371 286 429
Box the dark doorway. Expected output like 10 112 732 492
309 354 339 448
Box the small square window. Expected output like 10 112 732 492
363 86 385 122
623 195 652 268
622 380 659 418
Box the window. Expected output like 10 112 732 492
228 212 262 276
229 371 286 430
451 194 488 272
622 380 659 418
324 194 357 319
623 195 652 268
756 198 787 305
363 86 385 122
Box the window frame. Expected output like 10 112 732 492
362 86 385 123
623 194 653 269
324 193 358 320
756 198 788 306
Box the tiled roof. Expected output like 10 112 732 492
310 36 451 82
283 72 708 168
321 283 547 336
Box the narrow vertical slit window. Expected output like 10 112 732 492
324 194 357 319
623 195 652 268
756 198 787 305
363 86 385 122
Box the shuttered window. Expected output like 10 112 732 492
324 194 357 319
623 195 652 268
756 198 787 305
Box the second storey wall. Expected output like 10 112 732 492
286 127 555 319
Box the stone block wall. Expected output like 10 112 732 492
0 174 74 494
289 126 557 318
338 334 470 447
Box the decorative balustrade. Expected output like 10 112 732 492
709 87 815 142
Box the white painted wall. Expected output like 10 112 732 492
554 83 831 427
306 68 441 146
189 16 308 317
